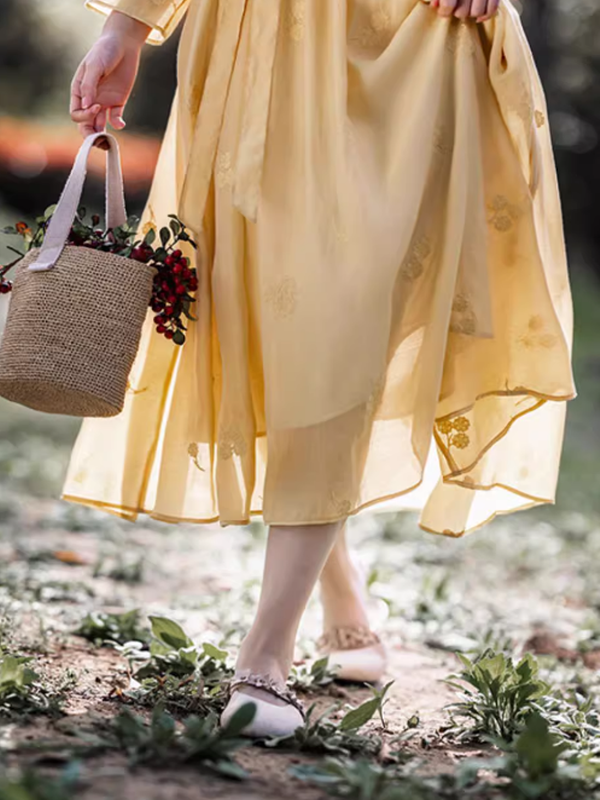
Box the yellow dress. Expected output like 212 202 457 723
63 0 576 536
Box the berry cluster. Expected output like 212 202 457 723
147 247 199 345
1 208 199 346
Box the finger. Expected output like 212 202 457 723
454 0 472 19
71 105 101 124
470 0 488 17
478 0 500 21
80 61 105 109
70 64 85 115
108 106 127 130
438 0 458 16
94 108 108 134
78 120 97 139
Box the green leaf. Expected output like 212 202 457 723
202 643 228 662
172 330 186 346
221 701 256 737
149 616 193 650
210 760 248 780
169 219 182 236
144 227 156 246
339 697 381 732
160 227 171 247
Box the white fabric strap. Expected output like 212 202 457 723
29 132 128 272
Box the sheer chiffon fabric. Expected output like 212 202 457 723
64 0 576 535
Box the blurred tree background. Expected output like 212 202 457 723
0 0 598 272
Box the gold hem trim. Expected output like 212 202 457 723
61 477 424 529
434 387 575 478
63 384 574 537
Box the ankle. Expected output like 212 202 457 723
236 630 294 684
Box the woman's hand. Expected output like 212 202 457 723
429 0 500 23
70 11 151 139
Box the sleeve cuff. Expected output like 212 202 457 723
85 0 189 45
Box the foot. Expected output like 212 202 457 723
318 625 387 684
319 536 387 683
220 671 305 738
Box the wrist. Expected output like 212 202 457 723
102 10 152 46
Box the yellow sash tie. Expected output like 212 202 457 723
178 0 282 227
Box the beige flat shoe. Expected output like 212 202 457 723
220 671 305 738
317 625 388 684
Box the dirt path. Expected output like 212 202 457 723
1 495 599 798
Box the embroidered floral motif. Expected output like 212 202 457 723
445 22 477 56
329 488 352 517
141 221 156 238
401 235 432 281
188 442 205 472
215 151 234 189
452 416 470 432
535 110 546 128
452 433 470 449
450 293 477 336
286 0 305 43
518 315 558 350
514 84 534 123
487 195 522 232
264 276 299 320
433 126 452 158
218 424 247 461
436 415 471 450
352 4 393 49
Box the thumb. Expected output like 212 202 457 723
109 106 127 130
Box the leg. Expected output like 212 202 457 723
318 523 387 683
319 522 371 631
221 519 343 735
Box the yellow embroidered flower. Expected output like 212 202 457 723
437 419 454 435
142 221 157 238
452 416 470 432
451 433 470 449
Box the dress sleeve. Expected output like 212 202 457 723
85 0 190 45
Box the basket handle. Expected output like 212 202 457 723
28 132 128 272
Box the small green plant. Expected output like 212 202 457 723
123 616 233 715
93 554 145 584
444 650 549 743
289 656 338 692
0 654 38 711
0 765 80 800
100 702 253 779
265 692 387 756
74 609 151 647
456 713 592 800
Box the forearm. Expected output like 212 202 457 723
102 10 152 45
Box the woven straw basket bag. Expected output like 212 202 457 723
0 132 156 417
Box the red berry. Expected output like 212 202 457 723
176 285 186 295
165 256 176 267
189 279 198 291
182 268 191 279
0 282 11 294
172 249 182 259
173 263 183 275
156 325 166 334
164 307 175 316
167 294 177 304
164 330 174 340
161 281 170 292
132 247 150 263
